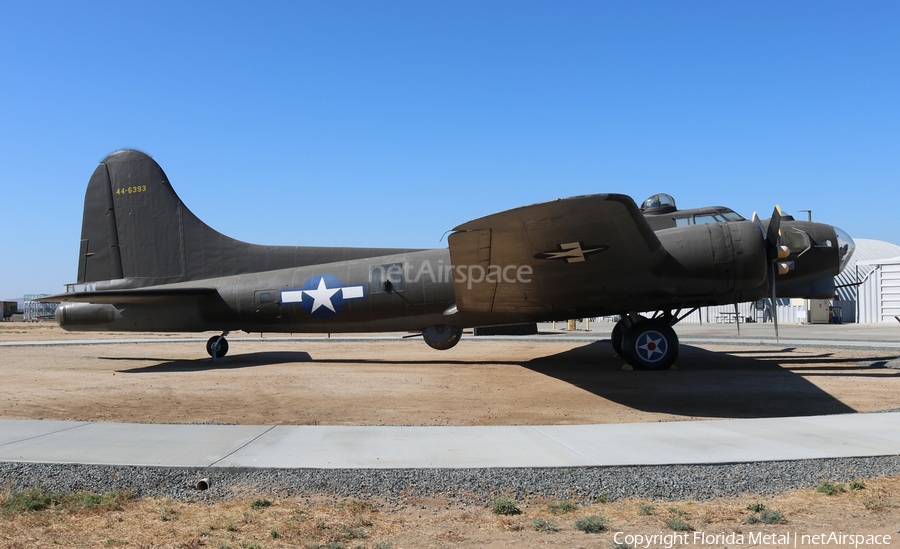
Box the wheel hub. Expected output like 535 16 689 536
636 331 667 362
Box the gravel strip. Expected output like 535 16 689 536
2 457 899 505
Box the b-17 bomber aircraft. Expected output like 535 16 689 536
42 150 856 370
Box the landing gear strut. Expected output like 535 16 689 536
613 313 680 370
206 333 229 358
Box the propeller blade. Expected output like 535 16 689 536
766 205 783 262
768 262 780 341
764 205 784 341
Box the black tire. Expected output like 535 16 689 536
621 320 679 370
611 318 626 356
206 336 229 358
422 324 462 350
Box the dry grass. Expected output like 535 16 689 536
0 492 405 549
1 477 897 548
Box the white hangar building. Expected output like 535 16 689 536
835 238 900 323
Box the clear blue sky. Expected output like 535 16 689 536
2 1 898 299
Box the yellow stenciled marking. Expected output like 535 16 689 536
114 185 148 195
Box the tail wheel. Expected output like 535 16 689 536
206 336 229 358
621 319 679 370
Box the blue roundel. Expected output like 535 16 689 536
280 274 367 319
636 330 668 363
300 274 348 319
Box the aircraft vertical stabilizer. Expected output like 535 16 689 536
79 150 188 284
75 150 421 285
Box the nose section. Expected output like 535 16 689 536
774 220 852 299
833 226 855 273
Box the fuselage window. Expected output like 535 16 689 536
258 292 272 304
369 263 406 294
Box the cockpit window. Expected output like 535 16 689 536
693 214 723 225
687 210 745 225
649 202 745 226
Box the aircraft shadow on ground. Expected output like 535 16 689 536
107 340 899 420
111 353 519 372
110 351 313 373
519 340 899 419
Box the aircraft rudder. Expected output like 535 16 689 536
78 149 189 283
77 160 122 283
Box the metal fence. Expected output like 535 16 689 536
23 294 58 322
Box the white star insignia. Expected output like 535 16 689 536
304 277 340 313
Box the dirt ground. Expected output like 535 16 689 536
0 323 899 425
1 322 899 548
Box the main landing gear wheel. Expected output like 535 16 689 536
611 315 647 357
422 324 462 350
611 319 626 356
206 335 229 358
621 319 679 370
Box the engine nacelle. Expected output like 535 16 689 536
56 302 119 330
655 221 768 298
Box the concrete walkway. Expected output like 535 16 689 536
1 413 898 469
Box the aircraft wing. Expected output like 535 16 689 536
36 288 220 305
448 193 665 314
